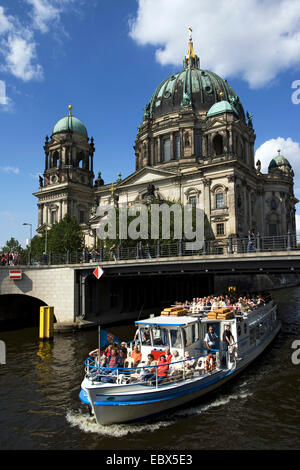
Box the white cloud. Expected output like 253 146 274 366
3 33 44 82
0 1 77 82
26 0 62 33
129 0 300 88
0 166 20 174
0 6 14 34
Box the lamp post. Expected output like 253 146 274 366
23 222 32 265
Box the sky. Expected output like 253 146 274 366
1 0 300 248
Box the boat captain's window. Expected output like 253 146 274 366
140 327 151 346
170 329 182 348
152 327 169 346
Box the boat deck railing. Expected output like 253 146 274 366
84 349 227 388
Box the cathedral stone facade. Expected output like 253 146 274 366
34 35 297 247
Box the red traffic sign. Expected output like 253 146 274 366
93 266 104 280
9 270 22 280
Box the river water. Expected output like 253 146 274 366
0 286 300 451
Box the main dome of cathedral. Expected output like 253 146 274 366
143 35 245 122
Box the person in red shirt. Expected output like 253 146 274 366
148 354 169 385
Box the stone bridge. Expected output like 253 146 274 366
1 250 300 329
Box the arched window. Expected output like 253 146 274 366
77 151 84 169
52 150 59 168
212 185 227 209
213 134 223 156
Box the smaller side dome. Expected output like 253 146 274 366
206 100 238 118
52 105 88 137
268 150 293 175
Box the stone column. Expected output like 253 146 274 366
38 204 43 227
157 136 161 163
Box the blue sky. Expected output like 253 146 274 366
1 0 300 248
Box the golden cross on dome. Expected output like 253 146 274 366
68 104 73 116
186 26 195 59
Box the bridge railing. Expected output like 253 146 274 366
13 232 300 266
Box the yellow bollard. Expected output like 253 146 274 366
39 306 54 340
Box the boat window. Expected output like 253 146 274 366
170 329 182 348
140 327 151 346
152 327 169 347
237 325 242 337
182 324 198 347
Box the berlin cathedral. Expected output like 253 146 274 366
34 32 297 248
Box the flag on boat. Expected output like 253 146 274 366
99 328 120 348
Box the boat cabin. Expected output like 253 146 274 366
135 315 237 361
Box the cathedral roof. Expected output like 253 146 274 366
143 31 245 122
268 150 293 174
52 105 88 137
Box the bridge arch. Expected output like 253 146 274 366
0 294 57 330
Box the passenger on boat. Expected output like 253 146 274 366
89 348 100 358
195 357 205 374
165 348 172 364
184 351 195 378
97 348 123 383
141 354 157 382
131 345 142 367
169 350 184 376
103 344 113 357
142 328 151 344
223 325 235 351
120 342 128 358
204 326 218 353
148 354 169 385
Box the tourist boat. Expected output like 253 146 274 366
79 296 280 425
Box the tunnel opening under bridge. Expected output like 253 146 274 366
0 294 55 331
83 272 214 324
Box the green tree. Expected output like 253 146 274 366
1 237 24 253
47 214 84 254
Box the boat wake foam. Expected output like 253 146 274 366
66 385 252 435
66 409 176 437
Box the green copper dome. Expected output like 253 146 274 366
143 68 245 122
206 100 238 118
268 152 293 174
52 114 88 137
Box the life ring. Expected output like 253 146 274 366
205 354 215 371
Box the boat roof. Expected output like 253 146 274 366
135 315 198 327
